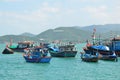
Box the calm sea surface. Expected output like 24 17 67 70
0 43 120 80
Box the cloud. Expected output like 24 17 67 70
0 1 62 34
0 1 63 35
82 6 108 19
41 2 60 13
1 0 25 2
0 12 2 16
0 0 120 36
0 11 47 24
108 6 120 23
0 4 60 23
42 7 60 13
80 0 99 2
75 0 105 3
0 0 60 22
81 5 120 24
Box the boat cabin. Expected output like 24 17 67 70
59 45 75 51
109 37 120 50
17 41 34 48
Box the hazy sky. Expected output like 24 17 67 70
0 0 120 36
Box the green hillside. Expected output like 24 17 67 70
20 32 35 37
0 24 120 43
36 27 92 42
0 35 38 43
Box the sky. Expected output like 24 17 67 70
0 0 120 36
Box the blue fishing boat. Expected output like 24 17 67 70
83 28 118 61
81 49 99 62
87 45 110 55
49 45 77 57
85 46 118 61
23 47 51 63
84 28 111 56
109 37 120 57
99 51 118 61
85 45 118 61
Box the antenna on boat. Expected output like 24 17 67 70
9 39 12 46
112 36 119 62
110 30 113 40
92 28 96 45
98 34 101 45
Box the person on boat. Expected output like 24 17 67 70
39 43 44 48
39 49 44 57
86 40 92 47
30 48 41 58
6 44 9 48
41 48 48 57
43 48 48 53
24 48 31 54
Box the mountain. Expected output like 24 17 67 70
36 27 92 42
80 24 120 33
0 24 120 43
0 35 38 43
80 24 120 39
20 32 35 37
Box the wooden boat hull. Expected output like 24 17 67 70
10 48 25 52
2 48 14 54
85 47 118 61
23 55 51 63
81 57 98 62
49 50 77 57
114 50 120 57
81 53 98 62
99 54 117 61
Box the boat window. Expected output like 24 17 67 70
18 44 27 48
66 48 70 51
60 48 64 51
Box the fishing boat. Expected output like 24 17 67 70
2 47 14 54
87 45 110 55
98 51 118 61
85 27 111 55
23 47 51 63
84 46 118 61
49 45 77 57
9 41 34 52
109 37 120 57
81 48 99 62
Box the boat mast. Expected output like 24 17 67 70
92 28 96 45
98 34 101 45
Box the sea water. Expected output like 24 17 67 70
0 43 120 80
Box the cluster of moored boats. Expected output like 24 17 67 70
80 37 120 62
2 27 120 63
2 41 78 63
2 36 120 63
